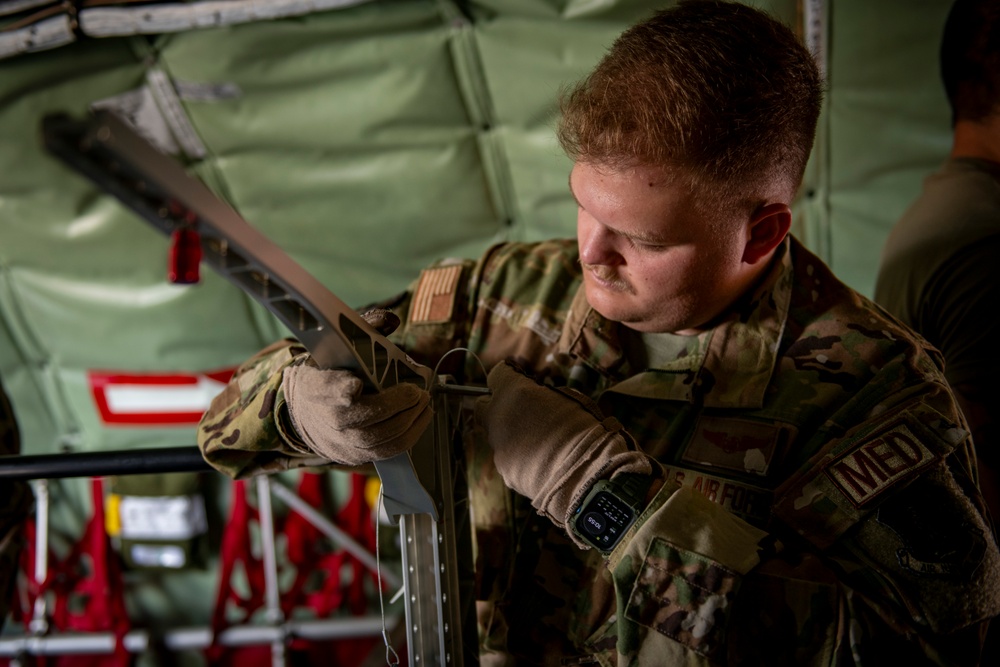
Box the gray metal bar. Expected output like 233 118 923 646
0 615 398 656
269 481 402 591
397 388 476 665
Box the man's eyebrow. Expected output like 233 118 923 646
621 228 670 245
567 170 670 245
567 172 579 205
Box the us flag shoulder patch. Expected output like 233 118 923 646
411 265 462 324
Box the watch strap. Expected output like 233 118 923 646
611 472 653 509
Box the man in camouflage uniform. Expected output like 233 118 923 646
198 1 1000 664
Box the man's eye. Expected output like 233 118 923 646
628 237 666 251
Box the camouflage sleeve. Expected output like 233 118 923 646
601 390 1000 665
766 388 1000 665
196 338 331 479
390 240 581 379
387 256 480 375
196 249 486 480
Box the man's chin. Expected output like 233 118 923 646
583 288 684 333
583 284 631 323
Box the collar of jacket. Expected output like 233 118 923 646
558 237 794 410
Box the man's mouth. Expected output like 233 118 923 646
583 264 634 294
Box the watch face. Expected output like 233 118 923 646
574 490 636 551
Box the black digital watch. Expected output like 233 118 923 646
571 473 653 553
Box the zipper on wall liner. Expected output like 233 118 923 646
438 0 519 242
797 0 832 264
146 66 208 161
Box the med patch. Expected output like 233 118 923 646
823 417 936 508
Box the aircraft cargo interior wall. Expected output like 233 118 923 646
0 0 957 662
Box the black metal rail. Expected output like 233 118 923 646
0 447 212 481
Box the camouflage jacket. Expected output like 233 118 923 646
199 236 1000 666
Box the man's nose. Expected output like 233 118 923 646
578 218 621 266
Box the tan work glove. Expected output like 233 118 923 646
282 308 432 465
474 361 656 529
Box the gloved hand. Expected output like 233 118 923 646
282 308 432 465
474 361 656 529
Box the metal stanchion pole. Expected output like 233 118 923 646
255 475 286 667
28 480 49 636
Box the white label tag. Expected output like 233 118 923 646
119 495 208 540
130 544 187 569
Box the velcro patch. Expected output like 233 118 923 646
823 419 935 508
662 465 772 526
411 265 462 324
626 538 739 659
682 416 784 477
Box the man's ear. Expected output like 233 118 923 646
742 203 791 265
